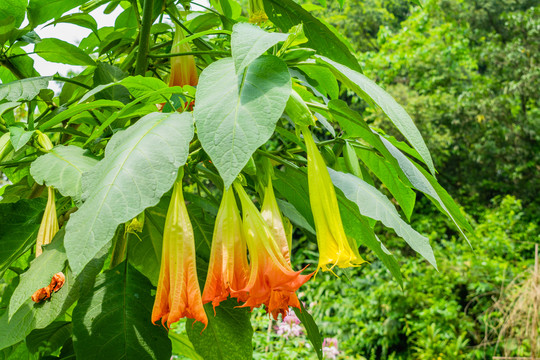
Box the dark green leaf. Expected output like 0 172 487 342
26 321 72 355
263 0 361 72
35 38 96 66
0 199 45 276
186 299 252 360
0 77 51 102
64 112 194 275
30 145 99 204
194 56 291 188
293 302 322 360
93 62 130 103
72 262 171 360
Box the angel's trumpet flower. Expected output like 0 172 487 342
260 179 291 264
35 131 58 257
248 0 268 24
202 187 249 310
169 24 198 87
233 182 312 320
152 171 208 330
301 127 366 272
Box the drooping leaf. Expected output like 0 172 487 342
276 198 315 235
262 0 361 72
0 242 108 350
329 168 437 269
194 56 291 188
8 231 67 319
293 302 322 360
8 127 34 151
47 13 98 33
169 332 203 360
0 77 51 102
30 145 99 203
26 321 72 355
34 38 96 66
39 99 124 130
231 22 288 74
380 135 473 240
27 0 87 27
72 262 171 360
186 300 253 360
64 112 194 275
316 56 436 175
0 199 45 276
355 147 416 220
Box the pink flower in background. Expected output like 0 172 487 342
275 309 303 339
322 338 340 359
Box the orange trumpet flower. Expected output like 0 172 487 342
169 24 198 87
152 171 208 329
202 187 249 309
233 182 313 320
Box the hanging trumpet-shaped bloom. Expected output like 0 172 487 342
169 24 198 88
260 179 291 264
301 127 366 272
36 187 59 257
202 187 249 309
152 172 208 330
233 182 313 320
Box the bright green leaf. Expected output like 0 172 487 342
169 332 203 360
8 127 34 151
293 302 322 360
231 22 288 74
0 0 27 28
30 145 99 203
27 0 87 27
47 13 98 33
0 77 51 102
39 99 124 130
194 56 291 188
35 38 96 66
72 262 171 360
64 112 194 275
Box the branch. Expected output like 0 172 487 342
134 0 155 76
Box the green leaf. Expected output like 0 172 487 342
0 199 45 276
0 77 51 102
0 239 108 350
263 0 361 72
297 65 339 100
329 168 437 269
0 0 27 28
316 56 436 175
169 332 203 360
276 198 315 235
8 127 34 151
293 302 322 360
27 0 87 27
120 75 168 103
379 135 473 243
186 299 253 360
194 56 291 188
30 145 99 203
34 38 96 66
127 196 168 286
231 22 288 74
0 102 20 122
8 232 67 319
72 262 171 360
39 99 124 130
92 62 130 103
47 13 98 33
355 147 416 220
26 321 72 355
64 112 194 275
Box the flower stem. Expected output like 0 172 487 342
134 0 154 76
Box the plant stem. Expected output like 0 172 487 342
53 75 93 90
134 0 154 76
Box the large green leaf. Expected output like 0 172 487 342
379 135 473 243
8 127 34 151
64 112 194 275
8 231 67 319
231 22 288 74
316 56 436 175
194 56 291 188
0 77 51 102
329 168 437 269
72 262 171 360
355 147 416 220
35 38 96 66
293 302 322 360
48 13 98 33
0 199 45 276
263 0 361 72
0 0 26 28
30 145 99 204
27 0 87 27
0 242 107 350
186 300 252 360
